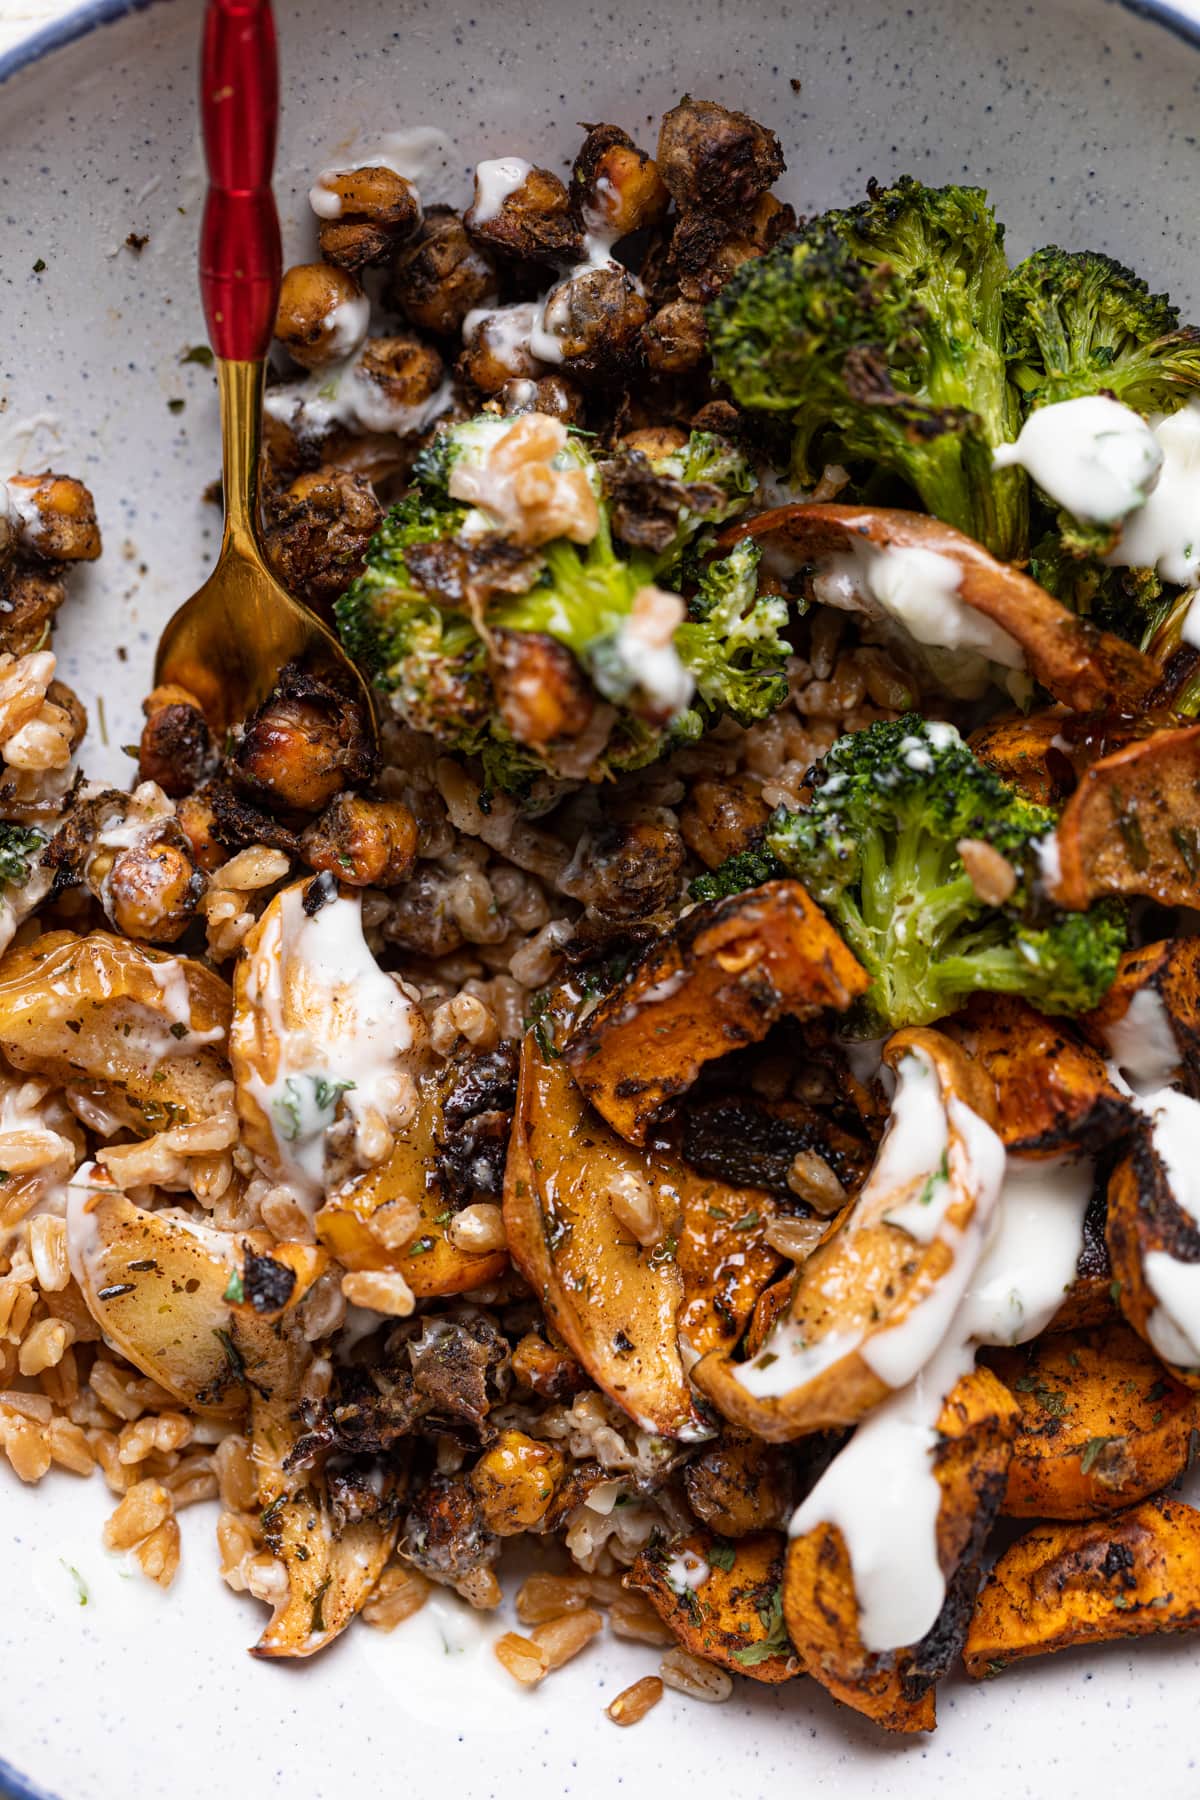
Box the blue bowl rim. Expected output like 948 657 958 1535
0 0 1198 1790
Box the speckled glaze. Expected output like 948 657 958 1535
3 2 1200 1796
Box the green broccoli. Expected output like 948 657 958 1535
706 178 1028 559
1003 248 1200 415
700 715 1124 1033
0 823 45 889
1029 532 1169 648
335 417 789 792
690 839 783 904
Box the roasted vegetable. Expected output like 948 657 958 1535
1106 1101 1200 1385
987 1322 1197 1517
1084 936 1200 1093
949 994 1132 1155
694 1030 1001 1438
964 1497 1200 1676
714 714 1127 1035
563 880 867 1144
682 1433 795 1537
784 1365 1018 1732
1046 723 1200 909
627 1529 799 1683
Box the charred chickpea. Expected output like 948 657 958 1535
656 96 785 216
137 683 216 799
642 297 708 373
46 679 87 754
262 467 383 607
274 263 369 370
6 473 101 561
618 425 689 460
535 264 649 382
299 793 418 887
232 668 376 814
174 789 227 874
679 775 770 870
349 334 446 432
469 1431 566 1535
495 373 585 424
490 629 595 748
464 164 582 264
105 829 206 944
510 1331 588 1402
459 307 543 394
311 166 422 272
571 124 669 238
387 207 498 337
0 563 67 655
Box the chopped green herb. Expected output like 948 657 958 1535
32 258 46 273
1080 1435 1123 1475
60 1560 88 1605
167 397 185 414
312 1075 355 1111
223 1269 245 1304
181 344 214 366
709 1540 736 1573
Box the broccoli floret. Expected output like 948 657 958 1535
1029 532 1169 648
690 840 783 903
1003 248 1200 415
751 715 1123 1033
336 416 779 792
707 178 1027 558
0 823 45 889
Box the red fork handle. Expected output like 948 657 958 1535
199 0 281 362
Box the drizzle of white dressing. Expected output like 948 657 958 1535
264 346 453 442
65 1160 234 1293
1138 1086 1200 1366
605 589 694 722
461 301 540 379
1101 987 1181 1096
144 955 225 1056
663 1548 711 1594
307 175 344 220
959 1154 1094 1346
322 292 372 362
810 538 1024 699
309 127 452 221
470 157 533 225
992 395 1163 525
238 887 424 1212
1105 399 1200 585
6 481 44 544
527 207 637 368
1035 829 1063 895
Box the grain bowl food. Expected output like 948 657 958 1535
5 91 1200 1734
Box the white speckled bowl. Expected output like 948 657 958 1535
4 2 1200 1795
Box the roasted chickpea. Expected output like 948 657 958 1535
618 425 689 460
534 265 649 382
642 297 708 373
0 563 67 655
656 96 785 216
682 1433 794 1536
559 815 686 918
312 165 422 272
458 304 542 394
494 373 585 424
138 694 216 798
572 124 669 238
299 793 418 887
387 207 498 337
274 262 369 370
174 789 227 873
464 164 582 265
46 679 87 754
679 775 771 870
262 467 383 607
490 629 595 748
346 334 446 433
232 667 376 814
510 1330 589 1402
106 836 206 943
6 473 101 561
469 1430 566 1535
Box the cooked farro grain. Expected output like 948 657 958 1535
117 1411 193 1465
515 1572 593 1625
27 1215 70 1292
607 1169 663 1248
785 1148 846 1214
429 991 500 1053
134 1516 181 1587
212 1435 258 1511
446 1203 507 1254
659 1648 733 1703
17 1316 74 1377
363 1564 432 1630
607 1591 677 1647
606 1675 663 1727
45 1415 95 1476
764 1214 827 1260
494 1631 551 1686
456 1565 503 1610
367 1195 423 1251
340 1269 416 1317
530 1608 603 1669
103 1478 173 1550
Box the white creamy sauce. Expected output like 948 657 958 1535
607 603 694 721
470 157 533 224
527 214 634 368
992 395 1164 525
65 1161 233 1294
461 301 539 373
322 292 372 361
264 347 453 442
6 481 44 544
664 1548 711 1594
239 887 423 1212
1035 829 1063 895
143 955 225 1057
1139 1086 1200 1367
960 1153 1094 1346
309 126 452 221
810 538 1024 699
1105 398 1200 584
307 174 344 219
1102 987 1181 1095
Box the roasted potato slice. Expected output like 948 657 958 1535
724 505 1159 712
1083 936 1200 1094
964 1497 1200 1677
948 994 1132 1155
504 1025 779 1439
784 1365 1018 1733
0 930 231 1134
694 1030 1002 1440
1106 1104 1200 1384
627 1528 799 1683
316 1067 508 1298
563 880 868 1145
1047 724 1200 909
987 1322 1197 1517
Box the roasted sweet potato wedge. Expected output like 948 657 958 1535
682 1433 796 1538
784 1365 1018 1733
987 1322 1197 1517
968 709 1075 806
504 1026 779 1438
0 930 232 1134
1083 936 1200 1094
316 1067 508 1298
964 1497 1200 1677
563 880 867 1145
1048 1183 1118 1334
949 994 1133 1155
724 505 1160 712
1048 724 1200 910
1107 1106 1200 1384
627 1528 799 1683
694 1029 1002 1440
